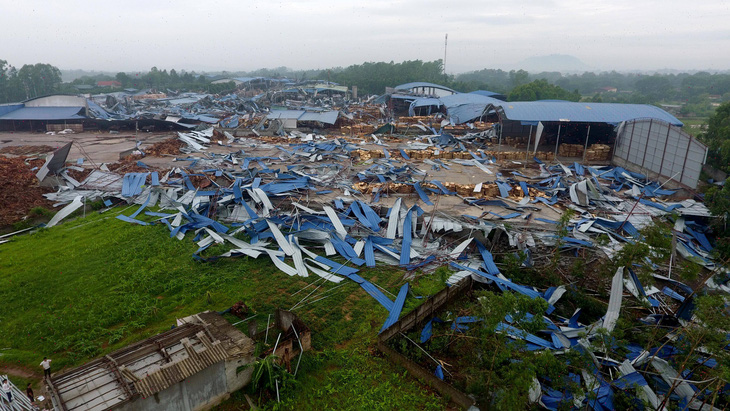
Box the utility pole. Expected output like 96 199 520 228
443 33 448 77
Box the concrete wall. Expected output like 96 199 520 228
703 164 728 183
115 358 253 411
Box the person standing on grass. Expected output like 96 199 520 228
26 383 33 403
40 357 52 379
1 379 12 403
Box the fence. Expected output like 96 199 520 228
376 276 476 409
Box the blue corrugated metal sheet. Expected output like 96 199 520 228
0 106 85 120
380 283 409 333
0 104 23 117
493 101 682 126
469 90 506 100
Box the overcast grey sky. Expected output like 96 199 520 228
2 0 729 73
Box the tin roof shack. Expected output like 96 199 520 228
47 312 255 411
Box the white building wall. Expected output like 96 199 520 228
614 119 707 189
25 95 87 108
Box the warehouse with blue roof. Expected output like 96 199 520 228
481 100 707 189
382 81 707 189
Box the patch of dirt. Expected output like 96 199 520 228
188 174 213 189
0 364 40 379
0 156 54 226
0 145 54 155
107 156 156 174
146 138 184 156
66 168 92 182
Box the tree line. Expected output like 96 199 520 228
0 60 236 104
4 57 730 114
0 60 63 103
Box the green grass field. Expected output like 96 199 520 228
677 117 708 137
0 208 448 409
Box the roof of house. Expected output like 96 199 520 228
48 312 254 411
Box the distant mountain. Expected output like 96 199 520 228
514 54 591 73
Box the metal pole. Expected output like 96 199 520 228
231 314 257 326
525 125 533 164
264 314 271 344
272 333 282 354
554 123 562 160
291 324 304 377
582 125 591 163
498 120 503 148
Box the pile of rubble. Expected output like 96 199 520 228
0 156 53 226
8 120 726 410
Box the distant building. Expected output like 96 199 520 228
597 86 617 93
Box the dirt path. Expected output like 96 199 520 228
0 364 40 380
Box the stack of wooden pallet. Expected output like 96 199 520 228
558 144 584 157
585 144 611 161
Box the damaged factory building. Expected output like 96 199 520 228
2 75 727 410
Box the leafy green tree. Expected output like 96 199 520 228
508 79 581 102
328 60 444 95
635 75 674 101
15 63 62 99
705 178 730 260
702 102 730 173
0 60 9 101
115 72 130 88
509 69 530 88
462 291 577 408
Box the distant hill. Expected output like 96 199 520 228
514 54 591 73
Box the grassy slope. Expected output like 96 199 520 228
0 210 447 409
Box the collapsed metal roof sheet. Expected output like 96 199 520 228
267 109 306 120
298 110 340 125
395 82 456 93
469 90 505 99
439 93 504 124
492 101 683 126
267 109 340 125
0 106 85 120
